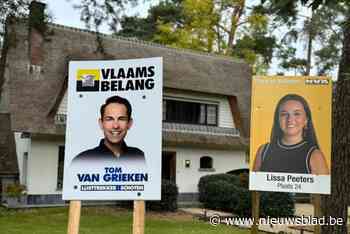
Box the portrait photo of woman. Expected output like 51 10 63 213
253 94 329 175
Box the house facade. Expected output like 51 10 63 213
0 2 251 205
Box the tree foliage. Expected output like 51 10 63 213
152 0 218 52
0 0 30 47
0 1 29 27
117 0 184 41
72 0 142 32
123 0 276 73
311 4 346 75
116 0 278 73
265 0 346 76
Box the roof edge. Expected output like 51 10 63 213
48 22 248 64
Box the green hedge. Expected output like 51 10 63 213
117 180 178 212
201 180 239 211
198 173 295 217
260 192 295 217
198 173 240 203
147 179 178 212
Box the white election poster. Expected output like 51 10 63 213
62 57 162 200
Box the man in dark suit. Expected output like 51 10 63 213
73 95 145 163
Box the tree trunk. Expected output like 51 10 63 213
305 11 313 76
226 0 245 55
321 13 350 234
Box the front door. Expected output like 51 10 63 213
162 151 176 183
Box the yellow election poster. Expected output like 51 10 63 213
249 76 332 194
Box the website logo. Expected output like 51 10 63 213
305 79 330 85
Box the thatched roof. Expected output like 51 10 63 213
163 123 246 149
0 114 18 176
1 3 251 149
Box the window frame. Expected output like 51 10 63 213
163 97 219 126
56 146 65 191
199 156 215 172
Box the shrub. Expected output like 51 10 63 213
5 184 26 198
238 172 249 188
147 179 178 212
201 180 240 211
260 192 295 217
232 187 252 217
198 174 240 203
198 173 295 217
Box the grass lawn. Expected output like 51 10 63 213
0 206 265 234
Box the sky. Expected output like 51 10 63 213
43 0 160 33
41 0 337 78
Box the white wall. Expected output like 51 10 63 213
164 90 235 128
24 141 246 195
165 146 248 193
27 140 64 195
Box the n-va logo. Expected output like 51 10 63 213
76 69 100 91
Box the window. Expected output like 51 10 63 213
22 152 28 186
57 146 65 190
163 99 218 126
200 156 213 169
55 114 67 125
20 132 31 138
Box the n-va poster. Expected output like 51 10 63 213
63 57 162 200
249 76 332 194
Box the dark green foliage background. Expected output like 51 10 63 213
147 179 178 212
198 173 295 217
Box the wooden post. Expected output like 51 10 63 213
67 200 81 234
312 194 321 234
251 191 260 234
133 200 145 234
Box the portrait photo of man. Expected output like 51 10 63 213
72 95 145 164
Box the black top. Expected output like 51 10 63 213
72 139 145 163
260 140 317 174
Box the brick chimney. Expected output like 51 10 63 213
28 1 46 66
